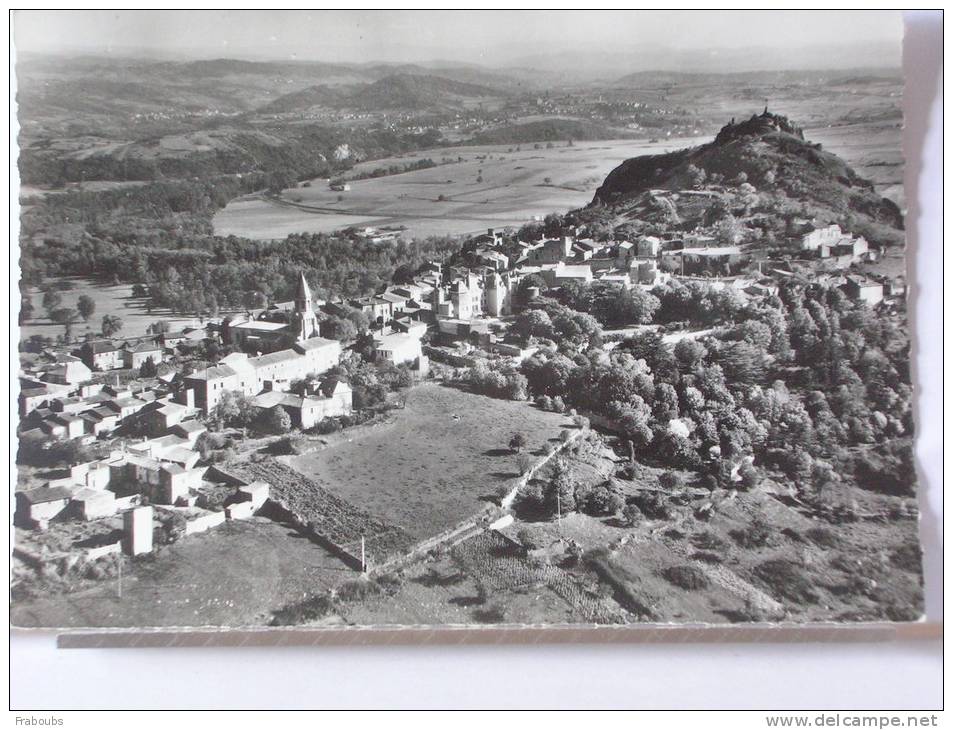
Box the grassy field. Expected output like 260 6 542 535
19 276 204 344
12 518 354 628
213 137 706 240
287 383 573 540
807 122 904 207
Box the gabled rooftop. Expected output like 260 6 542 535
19 486 74 504
185 364 238 381
251 349 300 368
84 340 119 354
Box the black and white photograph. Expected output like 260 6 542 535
10 9 929 637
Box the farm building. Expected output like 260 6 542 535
122 341 164 370
844 276 885 307
251 379 352 429
373 332 424 366
80 341 123 371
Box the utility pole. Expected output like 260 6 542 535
361 535 366 573
556 490 562 532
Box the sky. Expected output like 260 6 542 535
13 10 903 68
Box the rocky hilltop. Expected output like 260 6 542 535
592 111 903 237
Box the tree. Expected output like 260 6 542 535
545 457 577 516
509 432 528 454
654 382 680 423
101 314 123 338
658 432 702 469
322 315 358 342
76 294 96 321
265 406 292 435
50 307 77 325
715 341 767 387
607 398 653 450
392 264 417 284
42 288 62 317
138 357 158 378
686 164 707 189
266 170 295 195
18 432 91 468
622 502 642 526
592 285 660 326
543 212 563 238
512 309 554 342
714 214 744 245
210 390 258 429
673 338 708 369
581 482 625 516
559 279 592 312
50 307 79 341
517 527 539 551
737 182 759 215
503 372 528 401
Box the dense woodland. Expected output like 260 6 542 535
19 176 460 312
467 276 914 512
19 123 445 187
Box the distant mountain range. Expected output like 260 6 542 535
15 55 523 135
506 41 902 81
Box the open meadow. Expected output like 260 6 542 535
20 276 204 344
213 137 705 240
287 382 573 541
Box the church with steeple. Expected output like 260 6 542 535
291 271 320 342
222 271 326 352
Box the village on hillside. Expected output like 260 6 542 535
13 112 920 629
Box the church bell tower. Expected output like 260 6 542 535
294 272 318 341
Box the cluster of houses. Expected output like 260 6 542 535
14 368 277 545
15 209 905 549
797 223 875 267
14 275 359 538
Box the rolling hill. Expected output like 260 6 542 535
591 111 903 244
347 73 506 110
261 73 508 114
